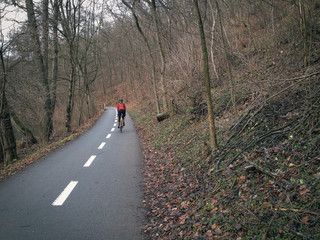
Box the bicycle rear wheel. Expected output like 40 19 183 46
119 116 123 133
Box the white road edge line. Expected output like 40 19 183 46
52 181 78 206
106 134 111 139
98 142 106 149
84 155 96 167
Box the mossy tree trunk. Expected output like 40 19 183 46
10 111 38 146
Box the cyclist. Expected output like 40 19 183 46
117 99 126 128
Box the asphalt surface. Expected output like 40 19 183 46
0 108 144 240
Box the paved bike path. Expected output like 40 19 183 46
0 108 143 240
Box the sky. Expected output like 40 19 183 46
1 0 118 42
0 3 26 41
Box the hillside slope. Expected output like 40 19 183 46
130 69 320 239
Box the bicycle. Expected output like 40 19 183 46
119 113 124 133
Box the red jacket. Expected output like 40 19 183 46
117 103 126 111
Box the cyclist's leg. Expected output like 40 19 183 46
117 112 121 128
118 110 124 128
121 111 125 122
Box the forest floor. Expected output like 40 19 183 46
130 69 320 239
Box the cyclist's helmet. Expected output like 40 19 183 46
119 99 123 103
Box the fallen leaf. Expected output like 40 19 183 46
261 202 271 208
205 230 213 237
211 199 218 205
235 223 242 230
301 215 309 225
220 208 230 213
286 194 291 203
181 201 189 208
238 176 246 182
299 184 307 190
300 189 310 195
284 156 291 164
215 225 222 234
179 214 188 225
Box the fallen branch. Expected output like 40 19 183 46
274 207 320 216
262 211 277 240
235 70 320 85
283 225 314 240
265 74 317 104
243 155 279 178
224 121 296 169
236 202 261 221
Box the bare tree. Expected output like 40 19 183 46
25 0 53 142
193 0 218 150
149 0 168 112
76 0 101 123
58 0 81 132
122 0 161 114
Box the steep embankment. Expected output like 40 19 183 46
130 71 320 239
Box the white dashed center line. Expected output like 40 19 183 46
84 155 96 167
51 110 124 208
52 181 78 206
98 142 106 149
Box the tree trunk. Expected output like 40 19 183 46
0 141 3 164
193 0 218 150
151 0 168 112
298 0 309 67
49 0 59 134
10 111 38 146
0 49 17 165
66 65 76 133
0 97 18 166
208 1 221 84
25 0 52 142
42 0 52 139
